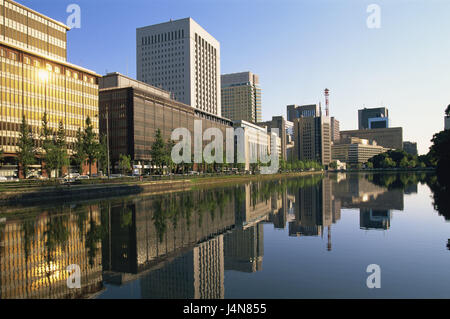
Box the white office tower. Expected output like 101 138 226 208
137 18 221 116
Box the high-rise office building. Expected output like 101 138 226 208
330 117 340 142
0 0 100 177
136 18 221 116
293 116 331 166
221 71 261 123
287 104 320 122
358 107 389 130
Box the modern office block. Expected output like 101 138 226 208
99 73 232 171
287 104 320 122
137 18 221 116
0 0 100 177
340 127 403 150
403 141 418 156
293 116 331 166
358 107 389 130
258 116 287 160
221 71 261 123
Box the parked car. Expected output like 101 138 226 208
0 176 7 182
77 175 90 180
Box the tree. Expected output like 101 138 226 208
329 161 338 169
40 113 57 178
165 138 175 174
118 154 131 175
0 148 4 169
54 121 70 177
73 128 86 174
82 117 99 177
17 115 36 179
97 134 109 176
150 129 165 174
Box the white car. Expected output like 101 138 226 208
0 176 7 182
77 175 90 180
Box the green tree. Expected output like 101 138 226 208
118 154 132 175
17 115 35 179
97 134 109 176
82 117 99 177
54 121 70 177
73 128 86 174
151 129 165 174
329 161 338 169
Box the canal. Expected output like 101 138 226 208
0 172 449 299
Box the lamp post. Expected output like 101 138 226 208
106 104 110 179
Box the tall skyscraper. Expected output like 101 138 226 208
0 0 100 178
293 116 331 166
358 107 389 129
136 18 221 115
221 71 261 123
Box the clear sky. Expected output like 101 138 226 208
19 0 450 154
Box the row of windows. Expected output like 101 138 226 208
141 29 185 45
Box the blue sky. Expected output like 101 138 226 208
19 0 450 154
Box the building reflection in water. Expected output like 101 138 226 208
0 173 414 299
0 206 103 299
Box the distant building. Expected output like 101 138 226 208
358 107 389 130
137 18 221 115
360 209 391 230
233 120 281 171
340 127 403 150
287 104 320 122
403 141 418 156
221 72 261 123
445 116 450 130
330 117 340 142
99 73 232 172
332 137 389 165
293 116 331 166
258 116 287 160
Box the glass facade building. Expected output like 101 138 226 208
0 0 100 176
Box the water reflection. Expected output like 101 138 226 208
0 172 444 299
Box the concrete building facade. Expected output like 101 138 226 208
258 116 287 160
340 127 403 151
221 71 261 123
293 116 331 166
403 141 418 156
287 104 320 122
137 18 221 116
332 137 389 165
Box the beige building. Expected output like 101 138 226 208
340 127 403 150
293 116 331 166
332 137 389 164
221 71 261 123
137 18 221 116
233 120 281 171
